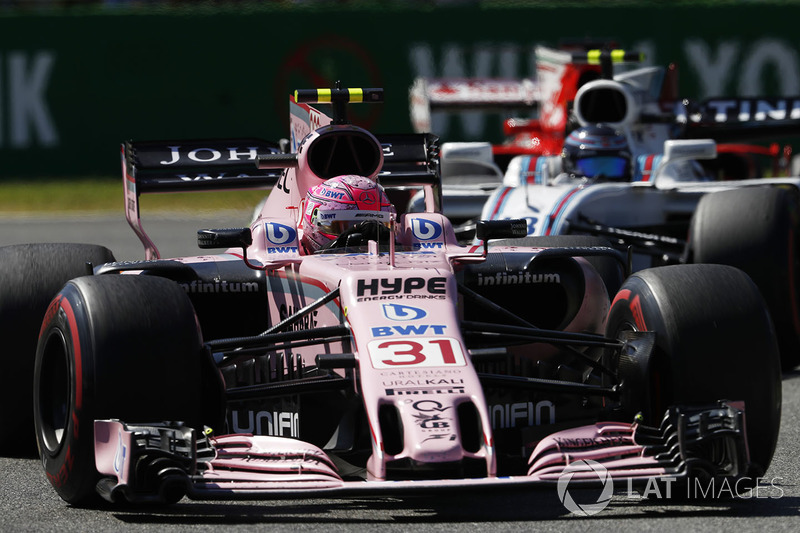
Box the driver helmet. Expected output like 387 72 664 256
300 174 395 252
561 124 631 181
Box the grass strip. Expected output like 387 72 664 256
0 177 268 214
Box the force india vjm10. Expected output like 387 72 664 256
0 86 782 506
410 46 800 370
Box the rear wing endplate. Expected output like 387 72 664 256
121 138 286 259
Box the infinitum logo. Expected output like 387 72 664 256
556 459 614 516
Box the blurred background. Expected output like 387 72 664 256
0 0 797 179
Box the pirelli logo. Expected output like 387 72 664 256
386 386 466 396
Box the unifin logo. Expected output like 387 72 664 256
411 218 443 241
382 303 428 321
265 222 297 245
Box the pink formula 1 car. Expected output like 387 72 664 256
0 86 781 506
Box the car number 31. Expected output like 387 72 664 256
368 337 466 368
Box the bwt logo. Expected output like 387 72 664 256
411 218 443 241
382 303 427 321
371 324 447 336
265 222 297 245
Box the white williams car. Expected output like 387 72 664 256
409 46 800 369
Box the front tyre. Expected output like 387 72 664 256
606 264 781 476
34 275 214 505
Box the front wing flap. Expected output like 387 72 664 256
93 401 749 503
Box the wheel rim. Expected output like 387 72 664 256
38 329 71 454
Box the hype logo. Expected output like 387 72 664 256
382 303 428 321
411 218 443 241
265 222 297 245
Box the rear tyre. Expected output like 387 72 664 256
0 243 115 456
686 186 800 370
33 275 217 505
606 264 782 476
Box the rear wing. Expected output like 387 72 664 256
681 97 800 142
409 46 644 137
121 138 286 259
409 78 540 134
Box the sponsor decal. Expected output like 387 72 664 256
265 222 299 254
230 409 299 438
265 222 297 245
422 434 458 443
379 368 462 378
382 303 427 321
386 386 466 396
476 271 560 287
354 212 385 219
553 435 628 449
412 400 452 412
279 304 318 331
113 430 127 475
358 191 376 204
321 189 345 200
371 324 446 337
410 218 443 241
160 145 260 165
413 242 444 250
177 172 254 182
490 401 555 428
357 277 447 298
699 98 800 123
383 378 464 387
267 246 299 254
413 411 451 430
358 294 446 302
179 280 259 294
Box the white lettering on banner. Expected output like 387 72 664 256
739 39 800 96
2 51 58 148
409 39 800 140
684 40 740 97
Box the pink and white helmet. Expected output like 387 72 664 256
300 175 395 252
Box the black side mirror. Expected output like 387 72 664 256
475 219 528 241
197 228 253 250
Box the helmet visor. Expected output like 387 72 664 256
314 209 392 237
575 156 629 179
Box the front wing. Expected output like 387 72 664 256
93 401 748 503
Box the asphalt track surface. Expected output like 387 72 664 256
1 212 799 532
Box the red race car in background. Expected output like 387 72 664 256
410 43 794 176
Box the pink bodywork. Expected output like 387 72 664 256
101 95 726 500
